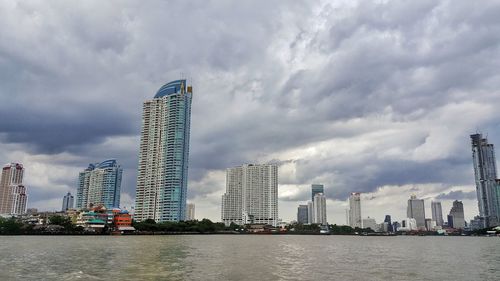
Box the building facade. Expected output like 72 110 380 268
307 201 314 225
135 80 193 222
313 193 327 225
407 195 426 229
362 217 377 231
187 203 195 221
448 200 465 229
62 192 74 212
311 184 324 201
471 133 500 227
222 164 278 226
297 204 308 224
431 201 444 226
0 163 27 215
349 192 362 228
76 160 122 210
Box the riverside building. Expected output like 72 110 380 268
76 160 122 209
62 192 74 212
0 163 27 215
311 184 324 201
187 203 195 221
407 195 426 229
297 205 308 224
431 201 444 227
135 80 193 222
221 164 278 226
349 192 362 228
448 200 465 229
313 193 327 225
471 133 500 227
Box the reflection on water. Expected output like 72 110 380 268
0 235 498 280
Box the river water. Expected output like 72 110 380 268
0 235 498 280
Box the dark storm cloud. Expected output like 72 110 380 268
1 0 500 219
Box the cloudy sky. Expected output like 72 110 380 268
1 0 500 224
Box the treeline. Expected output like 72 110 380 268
133 219 232 233
0 216 83 235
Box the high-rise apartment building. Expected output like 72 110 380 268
297 204 309 224
349 192 362 228
76 160 122 209
135 80 193 222
431 201 444 226
448 200 465 229
313 193 327 225
222 164 278 226
0 163 27 215
471 133 500 227
62 192 74 211
311 184 324 201
407 195 426 228
307 201 314 225
187 203 195 221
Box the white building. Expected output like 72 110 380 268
222 164 278 226
349 192 362 228
313 193 327 225
362 217 377 231
307 201 314 224
0 163 27 215
187 203 195 221
135 80 193 222
398 218 418 231
407 195 426 229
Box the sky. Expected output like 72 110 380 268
1 0 500 224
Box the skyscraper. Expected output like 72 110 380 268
222 164 278 226
62 192 74 211
384 215 393 232
448 200 465 229
313 193 327 225
431 201 444 227
307 201 314 225
0 163 27 215
76 160 122 209
471 133 500 227
187 203 195 221
297 204 308 224
135 80 193 222
311 184 324 201
407 195 425 229
349 192 362 228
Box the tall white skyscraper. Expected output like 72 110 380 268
187 203 195 221
62 192 74 211
349 192 362 228
471 133 500 227
135 80 193 222
407 195 426 228
313 193 327 225
76 160 122 209
0 163 27 215
222 164 278 226
431 201 444 226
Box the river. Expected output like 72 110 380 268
0 235 498 280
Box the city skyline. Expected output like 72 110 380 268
1 1 500 224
